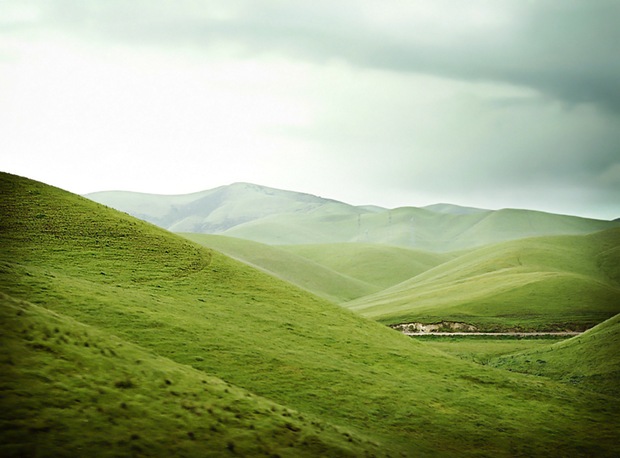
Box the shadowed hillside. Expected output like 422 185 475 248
86 183 620 251
2 172 620 456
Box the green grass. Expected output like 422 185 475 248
490 313 620 397
346 230 620 331
0 292 371 457
180 234 377 302
180 235 450 303
282 243 451 290
416 335 569 365
2 172 620 456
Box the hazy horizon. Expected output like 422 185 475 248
1 1 619 220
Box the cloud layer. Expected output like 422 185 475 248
1 0 619 219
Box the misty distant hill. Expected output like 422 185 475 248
86 183 620 251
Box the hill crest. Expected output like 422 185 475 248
86 182 620 251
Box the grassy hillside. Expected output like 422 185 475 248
2 172 620 456
180 234 376 302
491 313 620 397
86 184 620 251
346 230 620 331
0 292 371 457
180 234 449 302
283 243 452 290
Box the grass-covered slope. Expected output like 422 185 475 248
491 313 620 397
180 234 448 302
346 230 620 330
283 243 451 290
86 184 620 251
180 233 376 302
2 172 620 456
0 293 369 457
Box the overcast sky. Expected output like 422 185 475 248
1 1 619 219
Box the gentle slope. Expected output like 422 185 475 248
346 230 620 330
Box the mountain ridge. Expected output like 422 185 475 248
86 182 620 251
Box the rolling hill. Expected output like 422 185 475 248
282 243 452 291
345 229 620 331
180 234 377 303
86 183 620 251
0 292 368 457
181 234 450 302
2 172 620 456
491 313 620 397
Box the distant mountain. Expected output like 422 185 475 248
86 183 620 251
422 203 488 215
86 182 345 233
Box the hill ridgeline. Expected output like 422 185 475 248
86 183 620 251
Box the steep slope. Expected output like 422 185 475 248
346 230 620 330
180 234 376 302
0 292 370 457
2 172 620 456
86 184 620 251
491 313 620 397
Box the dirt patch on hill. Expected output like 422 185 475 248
389 321 583 337
390 321 478 334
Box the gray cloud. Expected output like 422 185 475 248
12 0 619 112
1 0 618 219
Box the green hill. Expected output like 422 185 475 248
283 243 451 290
180 235 449 302
180 234 376 302
491 313 620 397
2 172 620 456
0 292 370 457
86 184 620 251
345 230 620 330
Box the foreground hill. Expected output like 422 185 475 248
0 293 366 457
86 183 619 251
2 172 619 456
346 229 620 331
